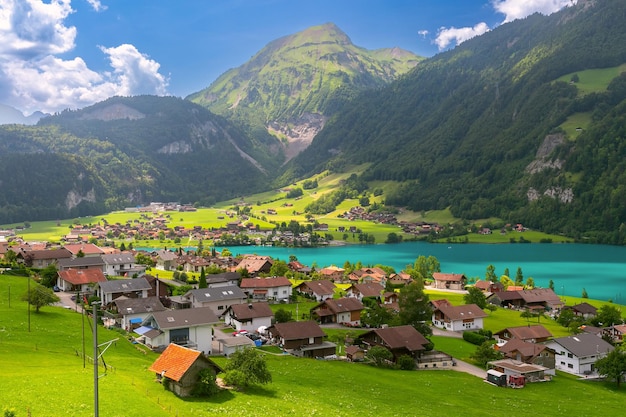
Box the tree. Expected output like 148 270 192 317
192 368 220 397
557 308 575 328
549 279 555 291
274 308 292 323
397 354 416 370
22 283 60 313
485 264 497 282
515 267 524 285
595 348 626 388
464 286 487 309
39 264 59 288
582 288 588 298
4 249 17 265
223 347 271 389
525 277 535 289
470 341 503 368
499 275 514 289
592 305 624 327
361 304 397 328
198 267 207 289
269 259 289 277
398 281 432 336
366 345 393 367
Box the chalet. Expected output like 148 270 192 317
498 338 556 375
98 277 152 305
101 253 145 277
56 269 107 293
387 272 412 286
345 345 365 362
544 333 614 376
359 325 430 361
154 249 178 271
63 243 105 258
474 280 504 293
57 256 105 272
606 324 626 344
489 288 563 311
431 301 488 331
234 256 272 277
319 266 345 282
288 260 311 275
432 273 467 290
143 274 171 298
182 286 247 315
223 302 274 333
267 321 336 358
18 248 72 268
239 276 292 302
563 302 597 320
112 296 167 330
494 325 553 344
345 282 384 301
310 297 364 326
138 307 220 354
149 343 222 397
488 359 551 383
294 280 336 302
204 271 240 288
348 267 387 285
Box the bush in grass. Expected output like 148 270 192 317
463 330 488 346
367 345 394 367
192 368 220 397
397 355 416 370
223 347 272 390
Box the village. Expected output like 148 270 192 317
5 229 625 397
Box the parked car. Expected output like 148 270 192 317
53 286 60 292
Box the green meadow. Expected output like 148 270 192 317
2 275 625 416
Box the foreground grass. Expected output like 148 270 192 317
2 276 626 416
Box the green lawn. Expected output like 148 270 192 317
557 63 626 96
1 275 626 416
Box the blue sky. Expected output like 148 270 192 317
1 0 578 114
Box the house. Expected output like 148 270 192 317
498 338 556 375
98 277 152 305
239 276 292 302
345 282 384 301
63 243 105 258
474 280 504 293
223 302 274 333
318 266 345 282
605 324 626 344
345 345 365 362
234 256 272 277
204 271 240 288
182 285 247 315
101 253 145 277
543 333 614 376
359 325 430 361
431 302 487 331
489 288 563 311
215 334 257 357
488 359 551 383
387 272 412 286
310 297 364 326
56 269 107 293
143 274 171 298
432 273 467 290
563 302 598 320
17 248 72 268
138 307 220 354
148 343 222 397
267 321 336 358
56 256 105 272
348 267 387 285
154 249 178 271
112 296 167 330
494 325 553 344
294 280 336 302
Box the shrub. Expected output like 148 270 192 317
463 331 488 346
397 355 416 371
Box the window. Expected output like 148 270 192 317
218 305 224 310
567 353 573 358
568 363 573 369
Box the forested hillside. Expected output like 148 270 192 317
281 0 626 244
0 96 272 223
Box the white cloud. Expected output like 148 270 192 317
418 29 429 38
492 0 578 23
435 22 490 50
85 0 107 12
0 0 167 114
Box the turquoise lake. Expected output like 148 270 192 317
223 242 626 303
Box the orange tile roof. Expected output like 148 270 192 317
58 269 107 285
148 344 203 382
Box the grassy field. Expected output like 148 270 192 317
557 63 626 96
1 275 625 416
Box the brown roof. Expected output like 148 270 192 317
495 325 552 341
63 243 104 256
316 297 364 314
58 269 107 285
270 320 326 340
296 280 336 295
571 302 597 315
351 282 384 297
519 288 562 306
366 325 429 352
499 338 551 358
240 276 291 289
148 343 205 382
228 302 274 320
435 303 488 321
21 248 72 260
432 273 466 282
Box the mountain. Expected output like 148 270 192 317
0 103 47 125
280 0 626 244
187 23 421 161
0 96 272 223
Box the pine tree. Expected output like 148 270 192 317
198 267 207 289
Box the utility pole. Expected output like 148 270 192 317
93 301 101 417
27 278 30 332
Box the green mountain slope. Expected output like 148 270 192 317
187 22 421 161
281 0 626 244
0 96 272 223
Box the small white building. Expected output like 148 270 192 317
543 333 614 376
239 276 293 302
223 302 274 333
431 301 487 331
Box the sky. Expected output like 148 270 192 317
0 0 578 115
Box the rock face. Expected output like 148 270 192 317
66 188 96 210
525 133 573 203
268 113 327 162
